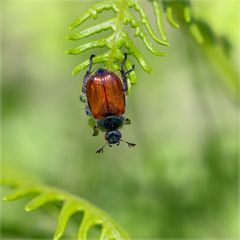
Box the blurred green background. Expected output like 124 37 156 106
1 0 239 239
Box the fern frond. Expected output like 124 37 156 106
160 0 230 49
159 0 239 99
162 0 190 28
1 178 130 240
66 0 169 90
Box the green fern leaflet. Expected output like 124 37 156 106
66 0 169 91
1 178 130 240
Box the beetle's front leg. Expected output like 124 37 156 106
125 65 135 75
82 54 95 94
121 53 135 93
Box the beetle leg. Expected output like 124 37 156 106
124 118 131 125
121 53 135 92
82 54 95 94
92 125 99 136
96 142 108 154
125 64 135 75
120 139 136 148
88 117 97 128
121 53 128 92
85 104 92 116
80 95 92 116
96 148 103 154
80 95 87 103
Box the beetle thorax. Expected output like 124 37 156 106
96 68 106 75
97 116 124 132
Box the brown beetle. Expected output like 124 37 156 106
80 53 136 153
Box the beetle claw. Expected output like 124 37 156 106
96 142 108 154
96 148 104 154
90 54 96 60
125 65 135 75
120 139 136 148
127 142 136 148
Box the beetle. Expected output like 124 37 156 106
80 53 136 153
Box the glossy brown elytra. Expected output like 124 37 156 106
86 69 125 120
80 53 136 153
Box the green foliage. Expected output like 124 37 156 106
66 0 169 91
1 178 130 240
159 0 239 99
66 0 238 98
2 0 238 239
160 0 231 49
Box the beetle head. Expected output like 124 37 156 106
105 130 122 144
96 130 136 154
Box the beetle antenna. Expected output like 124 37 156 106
120 140 136 148
96 142 108 154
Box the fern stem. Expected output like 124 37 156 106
67 0 170 85
106 0 129 69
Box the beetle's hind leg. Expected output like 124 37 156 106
82 54 95 94
121 53 135 92
88 117 98 136
92 125 99 136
